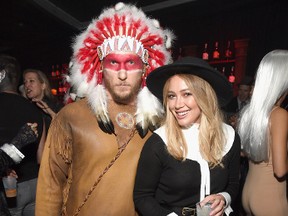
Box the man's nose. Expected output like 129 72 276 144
118 69 127 80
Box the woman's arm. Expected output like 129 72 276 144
270 107 288 179
32 99 57 118
134 135 172 216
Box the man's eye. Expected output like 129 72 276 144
128 60 134 64
110 60 117 64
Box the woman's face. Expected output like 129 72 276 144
23 72 45 100
166 75 201 128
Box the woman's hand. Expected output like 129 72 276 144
32 99 49 113
32 99 56 118
199 194 226 216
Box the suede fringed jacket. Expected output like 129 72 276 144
36 99 151 216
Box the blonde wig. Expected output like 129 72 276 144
163 74 225 167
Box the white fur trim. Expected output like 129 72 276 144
1 143 25 163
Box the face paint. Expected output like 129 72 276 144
103 52 144 73
103 52 144 105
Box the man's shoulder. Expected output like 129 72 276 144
57 98 91 116
0 93 38 111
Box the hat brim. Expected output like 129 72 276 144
146 56 233 107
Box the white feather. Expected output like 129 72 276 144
88 85 109 123
135 86 164 129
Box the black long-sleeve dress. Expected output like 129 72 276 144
134 124 241 216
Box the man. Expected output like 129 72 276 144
36 2 174 215
0 55 44 216
224 76 254 114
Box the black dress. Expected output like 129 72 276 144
134 124 241 216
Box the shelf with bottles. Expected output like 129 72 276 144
49 64 69 80
201 40 236 84
180 38 249 95
201 40 235 64
49 63 70 100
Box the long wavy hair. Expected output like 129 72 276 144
238 50 288 162
162 74 225 167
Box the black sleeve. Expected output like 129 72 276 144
226 132 241 202
134 134 172 216
0 149 15 175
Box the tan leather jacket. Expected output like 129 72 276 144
36 99 152 216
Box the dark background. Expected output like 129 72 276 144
1 0 288 78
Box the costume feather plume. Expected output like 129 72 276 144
135 86 164 137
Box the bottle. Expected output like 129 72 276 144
58 81 63 94
212 41 220 60
224 41 232 59
202 43 209 60
228 66 235 83
55 65 60 77
51 65 56 77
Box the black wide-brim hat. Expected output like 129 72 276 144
146 56 233 107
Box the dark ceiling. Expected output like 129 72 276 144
1 0 288 74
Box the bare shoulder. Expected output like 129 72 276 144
270 107 288 129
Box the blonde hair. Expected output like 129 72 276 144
163 74 225 167
23 69 54 99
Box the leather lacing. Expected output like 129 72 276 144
70 128 136 216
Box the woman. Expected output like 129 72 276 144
134 57 240 216
238 50 288 216
23 69 62 121
23 69 63 161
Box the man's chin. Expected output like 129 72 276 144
113 93 134 105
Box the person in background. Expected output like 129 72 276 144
23 69 63 124
23 69 63 161
223 76 254 128
0 55 44 216
134 57 240 216
238 50 288 216
222 76 254 216
0 123 38 216
35 2 174 215
0 123 38 174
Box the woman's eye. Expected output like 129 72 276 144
184 92 192 97
167 94 175 99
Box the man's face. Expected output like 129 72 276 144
102 52 144 105
238 84 251 102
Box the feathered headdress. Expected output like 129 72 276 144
68 2 175 137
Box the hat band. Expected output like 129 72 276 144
97 36 148 63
